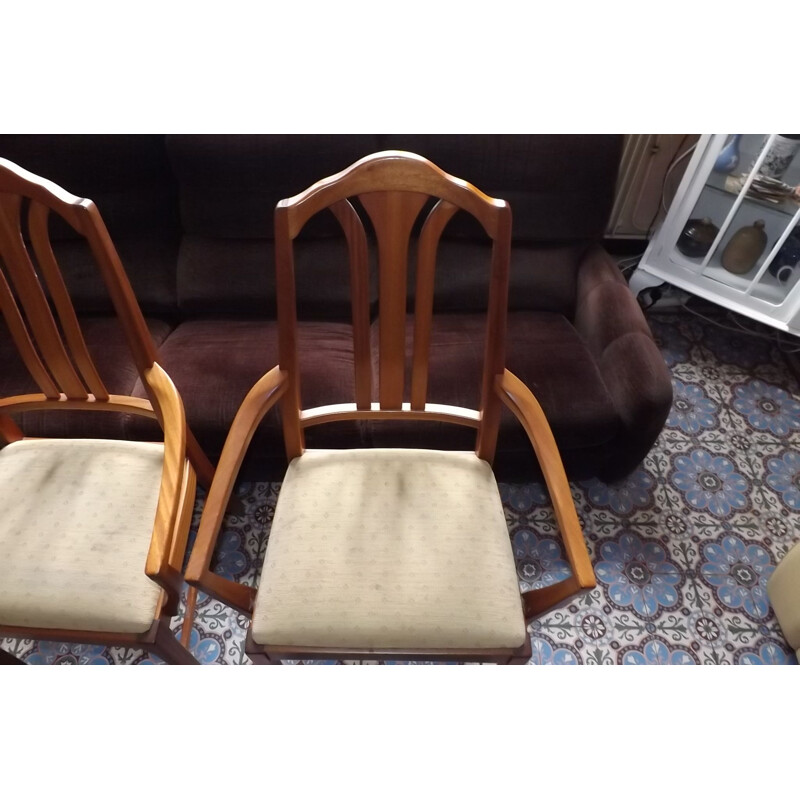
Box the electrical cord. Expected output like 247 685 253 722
675 296 800 353
661 140 697 213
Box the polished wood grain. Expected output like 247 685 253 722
299 401 480 428
143 363 191 614
497 368 596 615
0 158 213 664
0 265 60 398
0 194 88 398
330 199 372 409
475 205 512 464
411 200 458 410
360 190 428 409
185 366 287 615
274 208 305 461
277 151 507 240
28 200 109 400
191 151 594 665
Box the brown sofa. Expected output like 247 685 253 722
0 134 672 482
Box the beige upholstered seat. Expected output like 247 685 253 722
767 542 800 661
0 439 165 634
251 449 527 650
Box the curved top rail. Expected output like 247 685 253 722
0 158 93 232
276 150 510 240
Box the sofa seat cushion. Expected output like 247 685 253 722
0 439 164 634
129 319 360 455
251 448 526 650
0 317 173 440
370 312 619 452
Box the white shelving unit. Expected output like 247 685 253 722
630 134 800 336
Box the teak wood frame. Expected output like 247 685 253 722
0 158 214 665
186 151 596 664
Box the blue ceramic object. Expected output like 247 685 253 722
714 134 742 173
769 229 800 283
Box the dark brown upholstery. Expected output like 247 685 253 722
0 134 672 482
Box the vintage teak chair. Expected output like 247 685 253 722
186 151 596 664
0 158 215 665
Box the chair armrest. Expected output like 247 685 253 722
185 365 288 615
141 362 190 613
496 369 596 620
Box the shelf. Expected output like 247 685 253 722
705 170 800 218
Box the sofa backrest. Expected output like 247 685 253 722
0 135 624 322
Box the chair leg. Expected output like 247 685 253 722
151 621 199 665
181 586 199 647
0 646 26 665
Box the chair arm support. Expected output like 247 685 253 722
496 369 596 618
142 362 189 612
185 365 288 615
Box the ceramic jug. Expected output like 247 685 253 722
722 220 767 275
677 217 719 258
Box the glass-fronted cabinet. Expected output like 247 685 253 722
630 134 800 335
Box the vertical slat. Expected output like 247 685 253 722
27 201 109 400
411 200 458 410
274 205 305 460
476 205 513 463
0 265 60 398
329 199 371 410
0 194 88 399
360 191 428 410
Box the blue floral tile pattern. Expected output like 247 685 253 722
671 449 749 517
595 533 681 617
738 641 798 665
621 637 698 665
3 308 800 665
513 530 571 589
732 380 800 436
667 379 718 434
700 535 774 620
766 451 800 510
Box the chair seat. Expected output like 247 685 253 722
251 449 527 651
0 439 165 634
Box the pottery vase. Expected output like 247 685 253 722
714 134 742 173
722 220 767 275
677 217 719 258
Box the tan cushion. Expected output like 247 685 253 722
767 541 800 660
0 439 164 634
251 449 526 650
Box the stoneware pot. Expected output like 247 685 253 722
677 217 719 258
722 220 767 275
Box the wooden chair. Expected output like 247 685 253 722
186 151 596 664
0 158 215 665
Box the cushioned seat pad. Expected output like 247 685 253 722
251 449 526 650
0 439 164 634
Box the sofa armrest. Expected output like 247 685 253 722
573 245 673 439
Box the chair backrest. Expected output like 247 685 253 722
274 150 512 463
0 157 162 430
